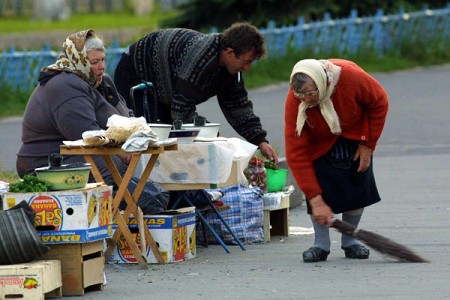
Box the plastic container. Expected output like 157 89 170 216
262 192 282 209
266 168 288 192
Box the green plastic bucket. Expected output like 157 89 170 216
266 168 288 192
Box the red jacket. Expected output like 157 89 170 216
285 59 389 200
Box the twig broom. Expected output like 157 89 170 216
332 219 429 263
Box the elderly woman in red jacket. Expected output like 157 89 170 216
285 59 389 263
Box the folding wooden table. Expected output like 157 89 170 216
60 143 177 269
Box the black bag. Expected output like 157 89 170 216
119 177 170 214
168 190 211 209
0 201 50 265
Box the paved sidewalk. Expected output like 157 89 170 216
63 153 450 300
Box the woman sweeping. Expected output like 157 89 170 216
284 59 389 262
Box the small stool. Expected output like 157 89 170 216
263 194 290 242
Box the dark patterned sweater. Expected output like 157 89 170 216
128 28 268 146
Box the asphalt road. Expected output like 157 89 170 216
1 65 450 299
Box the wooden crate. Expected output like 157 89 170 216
40 240 104 296
0 260 62 300
263 194 290 242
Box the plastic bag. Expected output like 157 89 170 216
0 202 50 265
244 156 267 192
82 129 110 146
202 184 264 245
105 115 151 143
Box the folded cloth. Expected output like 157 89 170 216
121 129 158 152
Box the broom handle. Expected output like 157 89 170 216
332 219 359 237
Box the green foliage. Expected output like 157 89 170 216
264 160 278 170
163 0 313 31
0 10 172 35
0 82 31 118
397 37 450 65
8 174 51 192
0 169 20 183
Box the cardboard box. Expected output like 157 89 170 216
2 183 113 244
0 260 62 300
110 207 197 264
40 240 104 296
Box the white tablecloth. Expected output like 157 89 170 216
133 137 257 184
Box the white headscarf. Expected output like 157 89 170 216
289 59 342 136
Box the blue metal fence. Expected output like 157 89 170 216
1 5 450 92
261 4 450 57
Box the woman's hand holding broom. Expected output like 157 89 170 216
310 195 334 227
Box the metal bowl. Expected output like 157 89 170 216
35 163 91 191
181 123 221 138
168 129 200 143
148 123 172 141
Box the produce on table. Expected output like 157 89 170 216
264 159 278 170
244 155 267 192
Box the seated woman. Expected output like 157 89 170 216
16 29 132 189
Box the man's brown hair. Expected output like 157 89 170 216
220 22 266 59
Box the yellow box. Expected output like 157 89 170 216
40 240 104 296
0 260 62 300
110 207 197 264
2 183 113 244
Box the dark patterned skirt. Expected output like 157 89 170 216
306 151 381 214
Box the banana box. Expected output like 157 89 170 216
0 260 62 300
109 207 196 264
2 183 113 244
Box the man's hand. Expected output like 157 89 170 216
353 144 372 172
310 195 334 227
258 142 279 164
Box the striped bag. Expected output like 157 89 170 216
201 184 264 245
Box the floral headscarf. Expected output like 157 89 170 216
289 59 342 136
41 29 98 87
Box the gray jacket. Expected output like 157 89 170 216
17 72 131 177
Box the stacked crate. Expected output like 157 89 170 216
2 183 113 296
0 260 62 300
